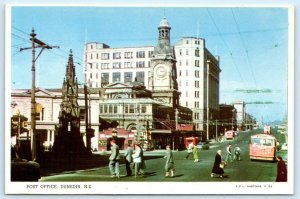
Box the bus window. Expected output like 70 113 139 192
262 139 273 146
251 138 261 145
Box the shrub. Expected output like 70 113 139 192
277 144 282 151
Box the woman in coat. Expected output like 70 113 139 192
193 145 199 162
132 142 142 178
211 150 225 178
164 144 174 177
276 156 287 182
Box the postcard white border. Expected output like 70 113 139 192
4 3 295 195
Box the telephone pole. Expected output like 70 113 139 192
215 120 218 141
20 28 58 161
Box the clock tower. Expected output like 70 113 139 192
150 17 180 108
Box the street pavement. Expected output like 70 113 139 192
40 130 287 182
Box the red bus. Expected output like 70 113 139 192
249 134 277 161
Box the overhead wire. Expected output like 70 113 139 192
206 8 245 85
12 26 30 36
11 26 83 69
12 33 30 44
231 8 257 87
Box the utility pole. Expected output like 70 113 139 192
17 109 21 148
84 84 94 152
174 108 179 150
206 60 210 141
215 119 218 142
84 84 89 148
136 105 140 142
20 28 58 161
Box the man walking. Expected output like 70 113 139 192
184 142 193 159
108 139 120 178
124 144 133 176
226 144 233 163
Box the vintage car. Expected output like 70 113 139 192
11 147 40 181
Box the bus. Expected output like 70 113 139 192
225 130 235 140
249 134 277 161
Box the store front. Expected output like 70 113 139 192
98 128 134 151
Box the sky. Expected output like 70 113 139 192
10 6 289 123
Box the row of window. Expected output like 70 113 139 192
87 51 153 60
88 61 151 70
99 104 147 114
88 49 201 61
179 90 201 99
88 71 145 87
177 59 200 67
178 70 200 78
178 48 200 57
89 59 200 70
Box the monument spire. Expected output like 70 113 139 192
52 50 87 156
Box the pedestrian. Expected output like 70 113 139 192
108 139 120 178
124 143 133 176
225 144 233 163
233 145 241 161
140 144 146 175
132 142 143 178
211 150 225 178
184 142 193 159
193 145 199 162
276 156 287 182
164 144 174 177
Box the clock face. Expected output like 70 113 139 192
155 65 167 78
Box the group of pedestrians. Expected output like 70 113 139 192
109 139 287 182
225 144 241 163
108 140 145 178
211 144 241 178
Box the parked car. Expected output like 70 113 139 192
11 146 40 181
281 143 288 150
196 141 210 150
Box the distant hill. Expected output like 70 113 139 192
266 120 284 127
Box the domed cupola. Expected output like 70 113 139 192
154 17 173 56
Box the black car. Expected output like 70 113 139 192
11 147 40 181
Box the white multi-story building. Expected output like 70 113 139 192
233 101 246 130
84 18 221 136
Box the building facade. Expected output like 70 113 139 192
219 104 237 133
84 17 221 137
233 101 246 130
11 87 101 152
98 81 193 150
